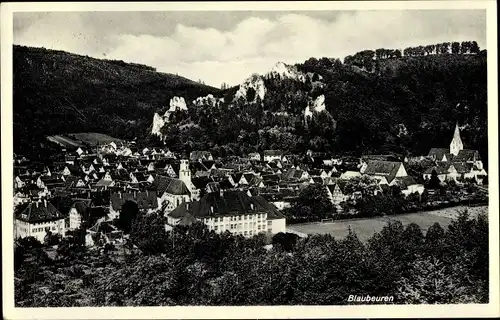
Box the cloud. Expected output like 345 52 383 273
14 10 486 87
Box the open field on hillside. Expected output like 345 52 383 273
68 132 123 146
287 205 488 242
46 135 84 148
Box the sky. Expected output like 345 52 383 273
14 10 486 87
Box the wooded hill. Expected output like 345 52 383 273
13 45 219 156
158 42 487 164
14 42 488 165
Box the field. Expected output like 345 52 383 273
287 205 488 242
46 133 123 149
68 133 123 146
46 135 84 148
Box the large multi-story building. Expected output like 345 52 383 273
14 200 66 242
165 190 286 237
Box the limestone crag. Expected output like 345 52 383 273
151 96 188 139
268 61 306 82
169 96 187 111
193 94 224 107
234 74 266 103
304 94 327 120
151 112 166 137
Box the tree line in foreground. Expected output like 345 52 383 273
14 210 488 306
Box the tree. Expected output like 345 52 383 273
429 169 441 189
451 42 460 54
470 41 480 54
460 41 471 54
14 245 25 271
118 200 139 233
287 184 334 221
130 214 169 255
272 232 299 252
396 257 471 303
424 222 446 257
44 230 62 246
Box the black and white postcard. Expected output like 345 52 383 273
1 1 498 319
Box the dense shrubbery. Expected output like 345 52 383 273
14 210 488 306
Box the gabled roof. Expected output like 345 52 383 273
64 175 80 189
110 191 158 211
71 199 93 217
392 176 419 189
190 151 213 161
311 176 323 184
95 179 114 187
451 162 474 174
363 160 404 183
191 176 214 190
16 201 64 223
191 161 209 172
326 184 341 195
168 191 284 220
206 182 221 193
428 148 451 161
424 163 450 175
152 175 190 196
64 164 82 174
453 149 481 162
263 150 283 156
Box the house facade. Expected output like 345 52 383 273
166 191 286 237
15 200 66 242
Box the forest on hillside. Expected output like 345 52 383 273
156 41 487 163
13 45 219 157
14 41 488 165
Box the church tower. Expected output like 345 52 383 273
179 159 192 188
449 122 464 156
179 159 199 200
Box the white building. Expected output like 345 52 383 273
154 160 200 214
263 150 283 163
166 190 286 237
68 199 92 230
15 200 66 242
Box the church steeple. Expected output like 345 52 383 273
450 121 464 156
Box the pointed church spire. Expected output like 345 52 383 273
450 121 463 156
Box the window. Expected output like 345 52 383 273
244 231 248 235
214 226 218 231
52 226 56 231
238 216 241 221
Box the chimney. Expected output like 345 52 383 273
118 191 122 199
219 189 224 197
186 203 190 210
210 206 214 214
146 190 149 197
35 201 39 208
250 203 254 211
